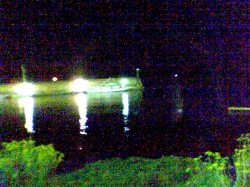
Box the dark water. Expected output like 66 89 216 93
1 74 250 173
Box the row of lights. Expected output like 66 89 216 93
14 78 129 97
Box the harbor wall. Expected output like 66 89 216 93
0 77 143 97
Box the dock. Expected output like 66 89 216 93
0 77 143 98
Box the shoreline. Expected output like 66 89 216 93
0 77 143 98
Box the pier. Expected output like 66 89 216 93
0 77 143 98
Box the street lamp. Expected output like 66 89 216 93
136 68 140 78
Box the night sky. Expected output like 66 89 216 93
1 1 249 82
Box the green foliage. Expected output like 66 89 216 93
0 139 64 187
48 132 250 186
185 152 232 187
3 133 250 186
185 134 250 186
233 133 250 186
49 156 191 186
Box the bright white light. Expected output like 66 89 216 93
174 74 178 77
120 79 128 87
122 92 129 116
18 97 35 133
14 82 35 96
122 92 129 125
71 78 88 93
52 77 58 81
75 93 88 134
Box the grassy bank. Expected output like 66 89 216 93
49 133 250 186
49 156 192 186
1 133 250 186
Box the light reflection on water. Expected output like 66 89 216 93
74 93 88 134
15 88 185 135
3 83 250 166
15 90 142 135
122 92 129 132
18 97 35 133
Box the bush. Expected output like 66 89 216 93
233 133 250 186
185 133 250 186
185 152 232 187
0 139 64 186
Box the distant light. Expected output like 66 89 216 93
174 74 178 77
71 78 88 92
120 79 128 86
52 77 58 81
228 107 250 111
177 109 183 113
136 68 140 78
14 82 35 97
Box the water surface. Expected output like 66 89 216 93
1 78 250 173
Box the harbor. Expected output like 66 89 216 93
0 77 143 98
0 65 143 98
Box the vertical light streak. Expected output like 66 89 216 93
18 97 35 133
75 93 88 134
122 92 129 131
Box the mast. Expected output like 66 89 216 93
21 64 27 82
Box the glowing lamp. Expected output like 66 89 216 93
71 78 88 92
14 82 35 97
120 79 128 87
52 77 58 81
